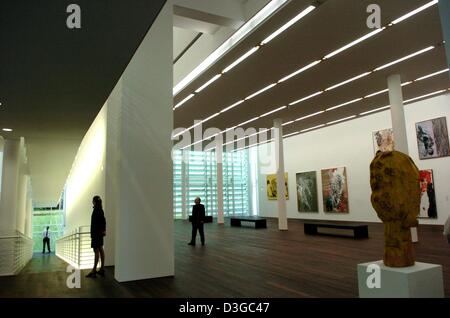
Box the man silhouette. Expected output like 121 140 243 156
42 226 51 253
188 197 206 246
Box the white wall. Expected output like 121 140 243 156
257 93 450 225
64 106 111 264
0 138 33 236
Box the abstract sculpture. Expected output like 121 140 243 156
370 151 421 267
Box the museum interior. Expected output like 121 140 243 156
0 0 450 298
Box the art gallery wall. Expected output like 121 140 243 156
257 93 450 225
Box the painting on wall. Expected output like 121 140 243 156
419 169 437 219
415 117 450 160
296 172 318 213
373 128 395 154
266 173 289 200
321 167 349 213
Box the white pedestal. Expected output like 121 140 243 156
358 261 444 298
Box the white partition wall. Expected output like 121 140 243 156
257 93 450 225
111 1 174 282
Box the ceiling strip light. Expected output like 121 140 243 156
416 68 449 81
326 98 363 111
2 128 12 132
364 89 388 98
289 91 323 105
174 94 195 110
295 111 324 121
282 120 294 126
222 47 260 73
245 83 277 100
324 28 385 60
202 112 220 123
260 106 287 117
283 131 300 138
327 115 357 125
301 124 325 133
401 81 413 87
325 72 371 92
220 100 245 113
278 60 321 83
374 46 434 71
237 117 260 127
195 74 222 93
261 5 316 45
404 90 447 104
391 0 438 25
359 105 390 116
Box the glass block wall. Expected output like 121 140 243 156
173 150 251 219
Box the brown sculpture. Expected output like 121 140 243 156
370 150 421 267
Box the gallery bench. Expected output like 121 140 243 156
230 216 267 229
188 216 213 223
304 221 369 239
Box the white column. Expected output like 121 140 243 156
111 2 174 282
0 139 21 233
181 150 187 220
217 161 224 224
273 119 288 230
387 74 417 242
388 74 409 154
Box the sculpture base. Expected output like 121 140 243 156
357 260 444 298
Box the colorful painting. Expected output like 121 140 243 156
266 173 289 200
296 172 318 213
373 128 394 154
419 170 437 218
321 167 349 213
416 117 450 160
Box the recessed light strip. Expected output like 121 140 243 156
173 94 195 110
359 105 390 116
391 0 438 25
364 89 389 99
374 46 434 71
222 47 260 74
326 115 357 126
220 100 245 113
415 68 449 81
2 128 12 132
278 60 321 83
295 111 324 122
404 90 447 104
195 74 222 93
326 98 363 112
245 83 277 100
289 91 323 105
261 5 316 45
325 72 372 92
301 124 325 133
260 106 287 117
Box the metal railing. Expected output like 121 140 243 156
0 231 33 276
55 226 95 270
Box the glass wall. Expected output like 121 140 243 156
32 209 65 252
173 150 251 219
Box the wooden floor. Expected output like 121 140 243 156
1 218 450 298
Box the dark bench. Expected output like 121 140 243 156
188 216 213 223
304 221 369 239
230 216 267 229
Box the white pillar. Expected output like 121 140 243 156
181 150 187 220
387 74 417 242
273 119 288 230
0 139 21 233
217 161 224 224
388 74 409 154
110 2 174 282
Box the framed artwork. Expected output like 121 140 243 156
373 128 394 154
415 117 450 160
419 170 437 219
266 173 289 200
296 171 318 213
321 167 349 213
